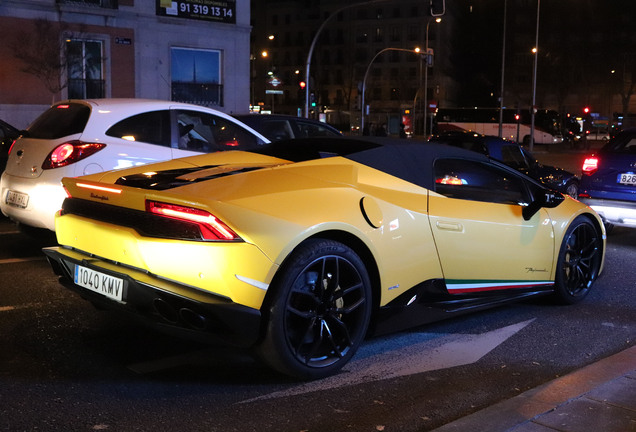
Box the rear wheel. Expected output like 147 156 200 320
257 239 372 380
553 217 603 304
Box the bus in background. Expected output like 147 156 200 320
434 108 563 145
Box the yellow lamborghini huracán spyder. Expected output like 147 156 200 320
44 138 605 379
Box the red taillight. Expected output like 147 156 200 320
582 156 599 176
7 139 17 155
76 182 122 194
42 140 106 169
436 175 466 185
146 200 240 241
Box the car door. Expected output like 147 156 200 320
428 158 555 293
103 109 174 170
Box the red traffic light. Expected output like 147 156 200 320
583 107 590 114
299 81 306 89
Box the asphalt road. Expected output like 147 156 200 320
1 147 634 431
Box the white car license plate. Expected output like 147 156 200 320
5 190 29 208
74 264 124 302
618 173 636 185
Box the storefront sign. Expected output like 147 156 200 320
157 0 236 24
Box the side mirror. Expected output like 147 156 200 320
522 190 564 220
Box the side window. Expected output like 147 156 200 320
500 145 528 170
434 158 527 205
295 120 340 138
106 111 171 147
176 110 263 152
259 120 294 141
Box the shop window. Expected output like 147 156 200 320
66 39 105 99
171 48 223 107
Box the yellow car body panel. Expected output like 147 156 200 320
428 194 556 283
43 140 606 378
55 155 446 310
55 213 276 310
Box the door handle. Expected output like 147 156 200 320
436 221 463 232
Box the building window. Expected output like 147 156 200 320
171 48 223 107
407 25 419 41
374 27 384 42
66 39 105 99
390 27 401 43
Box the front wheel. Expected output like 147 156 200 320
257 239 372 380
553 216 603 304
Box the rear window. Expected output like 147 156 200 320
28 103 91 139
603 133 636 153
106 110 171 147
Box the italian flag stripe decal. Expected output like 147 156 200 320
446 280 553 293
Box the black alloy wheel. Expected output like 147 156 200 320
258 239 372 380
553 216 603 304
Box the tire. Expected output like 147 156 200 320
522 135 531 146
257 239 372 380
553 216 603 305
564 180 579 199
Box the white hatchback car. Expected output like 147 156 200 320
0 99 269 231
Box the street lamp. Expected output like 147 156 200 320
360 47 421 133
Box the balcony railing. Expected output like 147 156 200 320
172 83 224 108
56 0 118 9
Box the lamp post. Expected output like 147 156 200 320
529 0 540 152
361 47 420 133
422 17 441 139
498 0 507 138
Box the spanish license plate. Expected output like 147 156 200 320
5 190 29 208
618 173 636 185
74 264 124 302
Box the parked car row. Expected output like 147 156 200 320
0 98 614 379
0 99 341 231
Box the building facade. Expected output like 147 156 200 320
0 0 251 129
250 0 459 135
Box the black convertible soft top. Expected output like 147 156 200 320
255 137 492 190
115 137 494 192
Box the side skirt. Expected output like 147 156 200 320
371 279 553 336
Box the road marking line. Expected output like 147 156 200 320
0 303 42 312
239 319 536 403
0 257 46 264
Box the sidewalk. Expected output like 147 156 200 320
430 345 636 432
